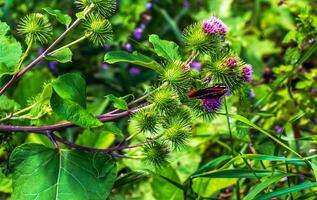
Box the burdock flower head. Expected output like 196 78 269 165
17 13 52 44
203 17 228 35
241 64 253 82
227 57 237 69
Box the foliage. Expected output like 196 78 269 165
0 0 317 200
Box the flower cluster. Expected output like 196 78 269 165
203 17 229 35
125 16 253 167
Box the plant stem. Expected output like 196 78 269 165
0 104 35 122
16 39 33 70
224 97 234 154
51 132 144 154
0 103 151 133
47 34 90 56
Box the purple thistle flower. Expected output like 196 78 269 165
133 27 144 40
183 0 190 9
249 89 255 98
104 44 111 52
48 61 57 70
275 125 283 133
146 2 152 10
242 64 253 82
38 48 45 55
129 67 141 76
123 42 133 52
191 61 202 71
227 58 237 68
202 98 223 112
102 63 109 70
203 17 228 35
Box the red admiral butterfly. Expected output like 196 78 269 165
188 85 227 99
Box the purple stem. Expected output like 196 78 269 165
0 18 82 96
0 109 131 133
51 133 144 154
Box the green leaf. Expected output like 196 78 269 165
0 95 20 113
191 169 284 179
106 94 128 110
0 21 9 35
243 174 295 200
51 91 102 128
46 48 73 63
52 73 86 108
285 47 300 65
227 114 302 158
76 124 119 149
76 11 86 19
13 69 53 107
114 170 150 188
0 21 22 77
192 155 232 176
104 51 162 72
151 166 184 200
51 73 102 128
0 169 12 193
104 122 124 137
149 34 181 61
10 144 117 200
257 182 317 200
43 8 72 27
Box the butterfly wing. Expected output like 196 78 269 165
188 85 227 99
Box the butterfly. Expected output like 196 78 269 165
188 85 227 99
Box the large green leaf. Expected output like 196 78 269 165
0 21 22 77
151 166 184 200
43 8 72 27
52 73 86 108
51 73 102 128
149 34 181 61
104 51 162 72
257 182 317 200
10 144 117 200
243 174 295 200
51 91 103 128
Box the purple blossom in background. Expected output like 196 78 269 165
102 63 109 70
242 64 253 82
146 2 152 10
275 125 283 133
104 44 111 52
38 48 45 64
48 61 57 70
129 67 141 76
249 89 255 98
203 17 228 35
227 58 237 68
183 0 190 9
48 61 58 76
38 48 45 55
191 61 202 71
123 42 133 52
133 27 144 40
202 98 223 112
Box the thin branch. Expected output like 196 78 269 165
0 103 151 133
50 132 144 154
